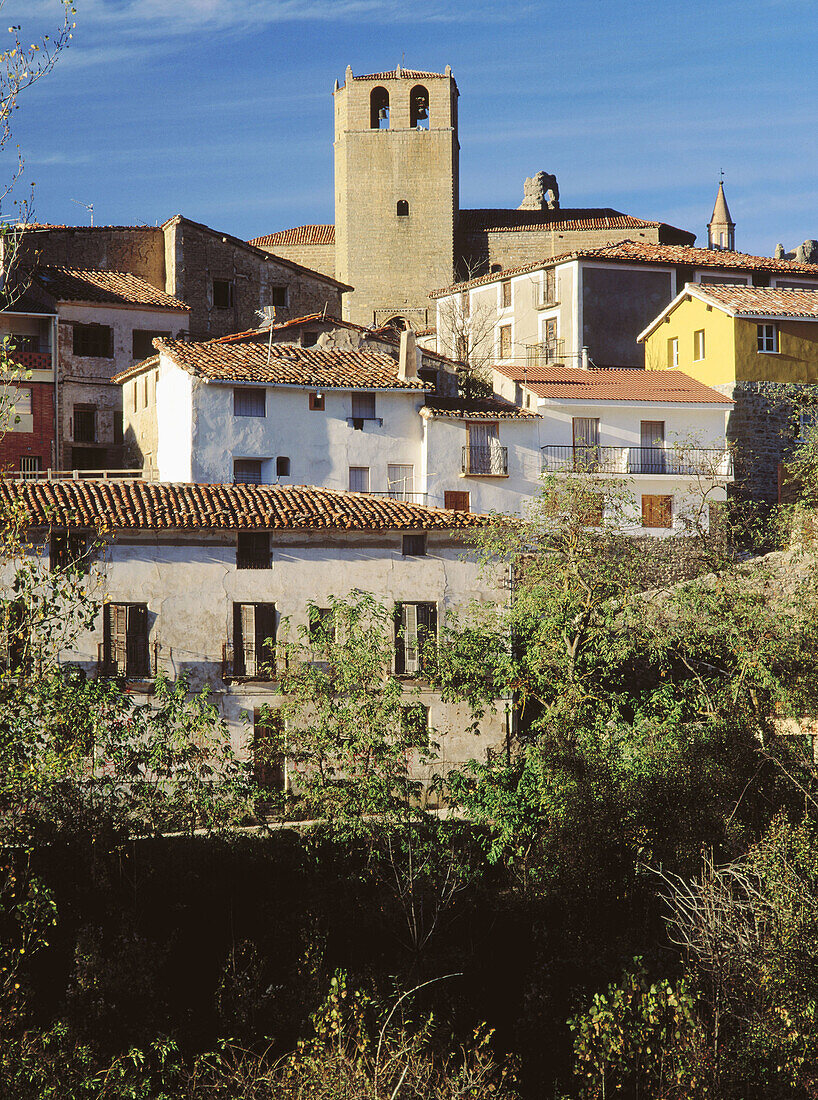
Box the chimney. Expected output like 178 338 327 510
398 328 419 381
581 346 590 370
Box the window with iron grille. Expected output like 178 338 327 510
103 603 149 678
73 323 113 358
50 530 88 573
233 458 263 484
236 531 271 569
73 404 96 443
233 602 276 678
233 388 266 417
19 456 40 479
212 279 234 309
394 602 437 676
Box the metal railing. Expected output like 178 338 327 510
97 637 153 680
532 274 557 309
222 642 275 681
349 489 429 505
3 466 157 482
526 339 565 370
462 445 509 476
541 445 733 477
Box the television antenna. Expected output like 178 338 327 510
70 198 94 226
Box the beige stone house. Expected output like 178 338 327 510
0 478 509 797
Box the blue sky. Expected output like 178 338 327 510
6 0 818 256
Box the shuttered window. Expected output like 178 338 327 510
50 530 88 572
641 494 673 529
234 388 265 417
103 603 149 677
498 325 511 359
236 532 271 569
444 491 470 512
394 602 437 676
233 602 276 678
351 392 376 419
0 600 26 673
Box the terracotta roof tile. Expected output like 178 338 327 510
0 480 484 532
248 225 335 248
492 364 732 404
145 334 426 389
458 208 685 235
33 267 189 310
421 395 540 420
690 284 818 318
352 69 448 80
432 240 818 297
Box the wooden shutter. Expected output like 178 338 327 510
403 602 419 674
642 494 673 529
254 604 276 676
416 602 437 671
234 603 255 677
444 491 470 512
126 604 148 677
253 708 285 789
104 603 128 674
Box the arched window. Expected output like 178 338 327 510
410 84 429 129
384 316 408 331
370 86 389 129
396 200 409 217
490 263 502 274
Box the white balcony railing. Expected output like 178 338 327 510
541 445 733 478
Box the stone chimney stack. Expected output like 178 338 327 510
398 328 419 382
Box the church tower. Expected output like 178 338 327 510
334 64 459 327
707 180 735 251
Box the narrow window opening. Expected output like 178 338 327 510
409 84 429 129
276 456 290 478
212 278 234 309
370 86 389 129
396 200 410 217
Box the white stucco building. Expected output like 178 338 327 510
0 479 509 797
491 362 733 533
116 322 542 517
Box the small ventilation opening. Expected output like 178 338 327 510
397 200 409 217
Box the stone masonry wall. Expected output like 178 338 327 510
718 380 818 502
254 242 336 281
10 227 166 291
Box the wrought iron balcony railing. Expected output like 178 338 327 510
526 339 565 370
222 643 275 681
541 445 733 477
462 445 509 476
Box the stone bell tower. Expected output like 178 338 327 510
334 64 459 328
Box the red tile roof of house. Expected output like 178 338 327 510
248 225 336 248
492 363 732 404
114 333 427 389
687 284 818 319
432 240 818 297
458 208 692 237
0 480 486 531
33 267 189 310
352 69 448 80
421 395 540 420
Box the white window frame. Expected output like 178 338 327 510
668 336 679 369
757 323 778 353
693 329 705 361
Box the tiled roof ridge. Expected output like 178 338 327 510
432 240 818 297
352 68 448 80
492 363 732 404
689 283 818 319
0 480 486 531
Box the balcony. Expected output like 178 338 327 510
532 275 558 309
97 638 154 681
350 489 429 505
0 467 158 482
462 445 508 476
541 445 733 478
526 339 565 370
6 349 51 372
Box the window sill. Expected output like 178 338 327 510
460 472 509 479
347 417 384 428
534 299 560 310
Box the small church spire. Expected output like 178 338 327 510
708 178 735 251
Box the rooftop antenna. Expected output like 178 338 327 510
70 198 94 226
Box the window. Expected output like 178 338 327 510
409 84 429 129
302 330 319 348
498 324 511 359
402 533 427 557
351 392 376 426
693 329 705 361
348 466 370 493
73 323 112 358
444 490 470 512
401 702 429 738
387 463 414 500
271 286 288 309
113 415 123 445
572 417 600 470
253 707 285 789
640 421 666 473
142 374 149 409
132 380 139 411
20 456 40 479
233 458 263 484
309 391 325 411
757 323 778 353
132 329 170 360
103 603 149 678
276 456 290 478
0 599 26 674
212 279 234 309
234 387 266 417
10 386 31 416
642 494 673 529
236 531 271 569
73 404 96 443
370 85 389 129
50 530 88 572
309 606 336 647
394 602 437 676
501 280 511 309
71 447 105 471
232 602 276 679
490 264 502 274
668 337 679 369
396 200 410 217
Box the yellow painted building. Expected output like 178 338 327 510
638 283 818 385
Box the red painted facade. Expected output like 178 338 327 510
0 351 55 474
